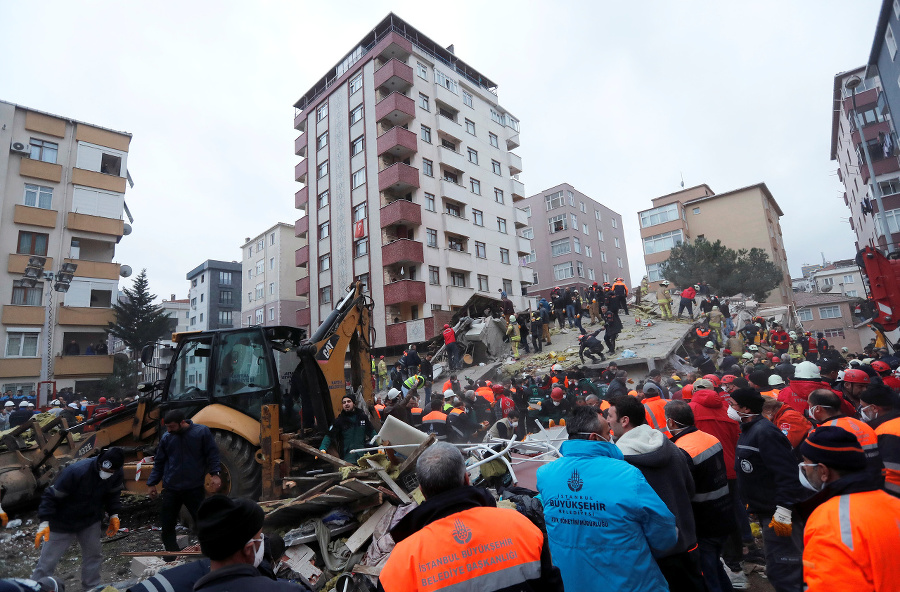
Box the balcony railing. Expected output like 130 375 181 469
380 199 422 227
382 239 424 266
384 279 426 306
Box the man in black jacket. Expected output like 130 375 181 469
606 370 629 399
601 306 622 353
378 442 564 592
578 330 606 363
32 448 125 590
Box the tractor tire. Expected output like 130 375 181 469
212 430 262 500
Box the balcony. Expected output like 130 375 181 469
1 305 44 326
440 179 469 203
376 34 412 63
54 354 114 377
375 92 415 126
295 245 309 268
14 205 57 229
384 279 426 306
514 207 529 228
378 162 420 193
382 239 424 266
57 307 116 326
861 155 900 184
295 187 308 211
445 248 472 270
448 285 474 306
517 236 531 256
295 215 309 239
435 115 462 142
9 254 54 274
511 178 525 202
442 213 471 236
843 88 878 115
296 276 310 297
295 133 307 157
67 212 124 237
296 307 311 327
0 358 41 379
437 145 468 173
380 199 422 228
376 126 417 159
72 168 127 193
374 59 414 93
294 159 308 184
65 259 120 280
294 111 307 132
506 133 521 151
509 152 523 175
517 265 534 283
19 158 62 184
851 120 892 148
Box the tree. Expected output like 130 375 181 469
107 269 171 360
720 248 784 302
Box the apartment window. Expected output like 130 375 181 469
503 279 513 294
422 159 433 177
269 282 275 295
316 132 328 151
425 193 436 211
438 106 457 121
477 274 489 292
475 241 487 258
219 290 233 305
567 190 575 205
585 245 592 258
598 230 604 242
490 109 503 124
23 184 52 209
319 255 330 272
583 223 588 235
320 286 332 304
595 210 601 221
247 270 252 280
580 202 586 213
545 191 564 210
429 266 440 285
256 260 264 275
819 305 841 319
191 316 197 326
497 218 507 233
354 237 368 257
577 261 584 277
643 229 683 255
317 160 328 178
266 307 274 322
692 207 700 215
603 272 610 283
842 274 855 284
500 248 510 264
318 190 329 209
895 0 900 18
269 233 275 246
446 202 462 217
470 179 481 195
441 138 458 152
318 221 329 239
846 290 859 297
349 73 362 95
419 93 430 111
646 262 664 282
525 249 536 263
352 168 365 188
218 310 232 326
523 206 531 217
574 237 581 253
443 170 459 183
465 119 476 135
255 283 264 298
494 188 504 203
351 136 364 156
200 313 204 323
611 218 617 228
420 125 432 143
29 139 58 164
200 293 204 302
640 203 679 228
426 228 438 247
219 271 232 285
435 69 458 94
350 104 363 125
614 237 620 248
521 227 534 239
449 236 465 251
553 262 575 280
11 280 42 306
617 257 623 268
570 214 578 229
356 273 369 293
463 91 474 108
548 214 568 233
888 24 898 60
472 209 483 226
6 331 39 357
192 279 198 287
489 132 499 148
316 103 328 121
551 238 571 257
822 277 834 287
588 268 596 280
269 257 275 270
797 309 813 322
416 61 428 79
17 231 48 256
491 160 501 175
468 148 478 164
450 271 466 287
600 251 607 263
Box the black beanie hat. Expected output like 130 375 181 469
97 447 125 472
197 495 264 560
799 426 866 471
730 387 765 414
860 384 896 407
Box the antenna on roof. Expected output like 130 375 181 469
680 172 684 188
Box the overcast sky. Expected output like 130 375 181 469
2 1 881 301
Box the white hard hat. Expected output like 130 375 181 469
444 389 456 399
552 364 562 371
794 361 820 380
19 401 29 408
4 401 14 407
705 341 714 349
509 315 516 322
789 331 797 339
748 345 759 351
386 388 401 400
27 402 34 408
51 399 60 406
68 402 79 410
768 374 785 386
742 353 753 360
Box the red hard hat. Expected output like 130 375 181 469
444 324 450 329
702 374 721 388
729 331 736 336
842 369 870 384
98 397 107 404
682 384 694 400
551 387 565 401
492 384 505 394
872 360 890 373
721 374 737 385
765 352 774 359
772 357 781 363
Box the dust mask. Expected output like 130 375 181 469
250 537 265 568
552 401 561 407
726 406 742 422
860 405 877 423
99 470 114 480
510 421 518 428
798 464 822 492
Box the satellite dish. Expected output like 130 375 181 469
821 285 833 293
123 223 132 235
120 265 133 278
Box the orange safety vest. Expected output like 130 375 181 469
761 389 780 399
375 404 386 420
613 281 628 295
642 396 671 438
875 417 900 496
410 407 423 425
475 386 495 404
802 490 900 591
379 505 545 592
421 411 448 438
442 380 454 394
772 405 812 449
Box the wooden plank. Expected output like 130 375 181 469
366 459 411 504
324 484 361 501
349 492 382 513
396 434 435 476
340 478 381 497
289 440 353 467
352 564 383 577
344 502 393 553
376 485 402 505
120 551 203 557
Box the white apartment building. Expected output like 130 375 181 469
293 13 530 348
241 222 308 327
807 259 866 298
161 296 191 335
0 101 132 401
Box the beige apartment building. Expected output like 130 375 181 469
0 101 132 401
241 222 308 327
293 13 530 348
638 183 792 305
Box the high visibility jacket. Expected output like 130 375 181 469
807 336 818 353
475 386 495 404
377 360 388 376
443 326 456 344
803 488 900 591
409 407 423 426
760 389 779 399
442 380 456 394
404 375 425 390
875 417 900 496
695 328 710 341
656 288 672 304
771 405 812 449
822 416 883 482
375 404 386 420
671 427 735 538
641 396 671 438
612 280 628 295
420 411 447 438
549 374 569 388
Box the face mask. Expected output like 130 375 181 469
798 463 822 492
552 401 561 406
510 421 518 428
726 406 742 422
860 405 876 422
99 470 114 480
250 537 265 568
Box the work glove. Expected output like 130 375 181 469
769 505 792 537
0 511 7 528
106 515 120 537
35 521 50 549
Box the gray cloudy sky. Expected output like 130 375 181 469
2 1 881 301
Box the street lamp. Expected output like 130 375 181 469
846 74 893 254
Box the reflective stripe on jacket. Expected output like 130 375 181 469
823 416 883 483
420 411 447 438
672 427 735 538
641 396 671 438
875 417 900 497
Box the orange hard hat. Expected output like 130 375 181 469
682 384 694 400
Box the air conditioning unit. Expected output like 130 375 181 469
10 141 30 156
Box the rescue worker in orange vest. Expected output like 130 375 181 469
875 413 900 497
419 400 448 440
446 396 477 444
441 375 461 398
474 380 495 404
807 390 883 484
640 383 671 438
379 442 564 592
858 383 900 430
612 277 629 314
802 331 818 362
795 426 900 591
761 399 812 451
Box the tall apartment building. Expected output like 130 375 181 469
161 295 191 334
831 66 900 251
521 183 629 300
186 260 242 331
0 101 132 400
292 13 530 348
638 183 793 305
241 222 307 327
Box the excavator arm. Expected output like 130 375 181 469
855 246 900 334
